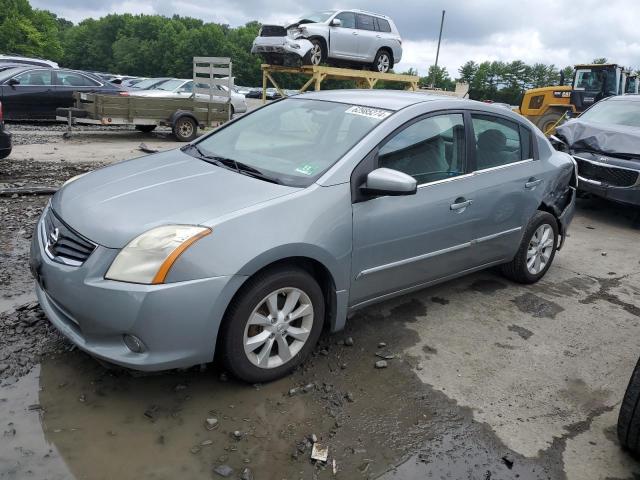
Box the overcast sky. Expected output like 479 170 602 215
33 0 640 77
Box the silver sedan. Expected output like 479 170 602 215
30 90 576 382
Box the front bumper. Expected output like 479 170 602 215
30 210 245 371
251 36 313 59
578 178 640 206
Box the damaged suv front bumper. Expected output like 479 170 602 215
251 35 313 63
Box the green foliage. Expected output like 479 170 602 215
0 0 63 60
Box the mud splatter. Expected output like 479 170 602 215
512 292 565 319
580 277 640 318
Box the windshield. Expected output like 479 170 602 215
155 79 184 91
134 78 165 89
191 98 391 187
298 11 336 23
580 100 640 128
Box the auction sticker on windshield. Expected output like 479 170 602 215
345 105 392 120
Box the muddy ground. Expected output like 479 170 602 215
1 125 640 480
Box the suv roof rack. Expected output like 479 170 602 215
348 9 390 19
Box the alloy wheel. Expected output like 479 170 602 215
377 53 390 73
243 287 314 369
310 44 322 65
526 223 554 274
178 120 193 138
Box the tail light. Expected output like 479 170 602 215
119 91 129 97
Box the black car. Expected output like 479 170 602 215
0 101 11 159
553 95 640 207
0 66 123 120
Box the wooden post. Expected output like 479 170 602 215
262 69 268 104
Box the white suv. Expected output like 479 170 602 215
251 9 403 73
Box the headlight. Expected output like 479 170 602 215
106 225 211 284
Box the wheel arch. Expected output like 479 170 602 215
377 46 394 65
169 110 199 128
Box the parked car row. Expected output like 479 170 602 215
0 100 11 159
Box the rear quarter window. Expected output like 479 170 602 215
375 18 392 33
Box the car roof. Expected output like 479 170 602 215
606 94 640 102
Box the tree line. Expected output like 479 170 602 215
1 0 629 105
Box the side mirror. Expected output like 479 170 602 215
330 18 342 27
7 78 19 87
361 168 417 197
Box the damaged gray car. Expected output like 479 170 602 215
552 95 640 206
252 9 402 72
30 91 576 383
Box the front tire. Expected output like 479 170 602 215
618 357 640 456
221 266 325 383
304 39 325 66
501 211 558 284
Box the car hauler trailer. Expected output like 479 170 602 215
56 58 232 142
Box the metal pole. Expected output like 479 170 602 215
431 10 445 87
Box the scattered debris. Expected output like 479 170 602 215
375 360 388 369
240 467 254 480
232 430 243 440
601 251 608 256
502 454 514 469
213 464 234 477
205 417 219 430
138 142 159 154
344 337 354 347
332 458 337 475
345 392 355 403
311 443 329 462
200 439 213 446
309 433 318 444
375 352 395 360
378 342 387 348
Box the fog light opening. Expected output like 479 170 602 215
123 334 146 353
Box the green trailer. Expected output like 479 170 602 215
56 92 230 142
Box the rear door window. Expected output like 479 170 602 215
356 14 375 31
56 71 100 87
471 114 532 170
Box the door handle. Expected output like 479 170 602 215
525 178 542 189
450 198 473 211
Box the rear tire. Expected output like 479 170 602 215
220 266 325 383
501 211 558 284
372 50 393 73
619 357 640 456
135 125 156 133
172 116 197 142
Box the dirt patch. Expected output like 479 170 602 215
512 292 565 319
508 324 534 340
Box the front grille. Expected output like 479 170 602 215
43 208 96 265
260 25 287 37
575 158 639 187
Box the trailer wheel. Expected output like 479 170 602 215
173 116 197 142
135 125 156 133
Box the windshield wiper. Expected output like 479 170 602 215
183 144 282 184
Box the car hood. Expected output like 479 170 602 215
52 149 299 248
556 119 640 160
